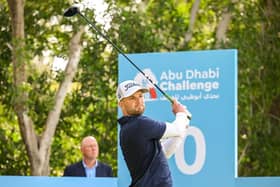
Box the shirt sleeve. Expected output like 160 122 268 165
137 116 166 140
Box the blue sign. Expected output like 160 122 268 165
0 176 117 187
117 49 280 187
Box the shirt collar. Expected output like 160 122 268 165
82 159 98 169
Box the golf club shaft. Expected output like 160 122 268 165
77 12 174 104
64 7 191 120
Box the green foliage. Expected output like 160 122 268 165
0 0 12 108
0 104 30 175
227 0 280 176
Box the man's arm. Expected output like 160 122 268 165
161 99 191 158
161 112 189 139
161 114 190 159
161 99 191 139
161 130 187 159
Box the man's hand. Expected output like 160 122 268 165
172 99 191 117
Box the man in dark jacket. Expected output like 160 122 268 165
63 136 113 177
117 80 191 187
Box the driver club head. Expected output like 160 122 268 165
64 6 80 17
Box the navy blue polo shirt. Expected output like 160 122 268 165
118 115 172 187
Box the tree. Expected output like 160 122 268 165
231 0 280 176
6 0 85 175
1 0 118 176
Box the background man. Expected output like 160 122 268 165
63 136 113 177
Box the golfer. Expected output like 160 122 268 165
117 80 191 187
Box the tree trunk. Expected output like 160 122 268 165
7 0 39 175
184 0 201 43
215 0 237 48
7 0 84 175
37 27 84 175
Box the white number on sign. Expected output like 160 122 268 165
175 126 206 175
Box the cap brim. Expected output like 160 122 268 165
119 87 149 101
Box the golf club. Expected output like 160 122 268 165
63 6 191 120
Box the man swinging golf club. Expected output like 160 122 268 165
117 80 191 187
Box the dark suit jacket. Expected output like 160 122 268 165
63 160 113 177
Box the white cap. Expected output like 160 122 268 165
117 80 149 102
